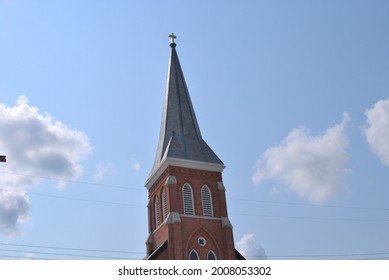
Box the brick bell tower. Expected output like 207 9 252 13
145 34 244 260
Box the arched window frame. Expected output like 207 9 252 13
182 183 195 215
154 196 160 228
201 185 214 217
189 249 199 260
207 250 217 260
162 188 167 221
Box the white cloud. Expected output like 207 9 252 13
0 189 29 235
252 113 349 204
364 99 389 166
0 96 92 234
130 158 141 172
92 162 116 181
236 234 267 260
21 253 36 260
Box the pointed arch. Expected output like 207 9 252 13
162 188 167 220
182 183 194 215
201 185 213 217
154 196 160 228
207 250 217 260
189 249 199 260
186 226 222 260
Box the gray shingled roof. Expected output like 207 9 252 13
149 43 223 177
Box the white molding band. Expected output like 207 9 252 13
165 212 181 224
165 175 177 185
145 157 225 189
221 217 233 229
217 182 225 191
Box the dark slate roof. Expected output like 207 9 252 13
235 249 246 260
149 42 223 177
147 240 168 260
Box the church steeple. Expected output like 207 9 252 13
144 35 243 260
146 34 223 188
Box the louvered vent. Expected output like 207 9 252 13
162 189 167 220
182 184 194 215
201 185 213 217
154 196 160 227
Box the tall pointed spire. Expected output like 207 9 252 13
147 34 223 186
144 35 242 260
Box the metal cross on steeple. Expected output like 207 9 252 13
169 33 176 43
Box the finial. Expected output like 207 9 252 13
169 33 177 48
169 33 176 43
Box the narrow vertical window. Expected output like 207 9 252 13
201 185 213 217
182 184 195 215
162 188 167 220
154 196 160 228
189 249 199 260
207 251 217 260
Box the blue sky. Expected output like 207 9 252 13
0 0 388 260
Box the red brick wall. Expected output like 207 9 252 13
147 165 237 260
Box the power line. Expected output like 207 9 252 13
259 252 389 259
0 170 143 191
1 241 388 260
0 253 55 260
0 186 144 208
1 172 388 223
1 187 387 222
0 242 145 260
0 242 144 255
0 247 136 260
29 192 144 208
230 212 389 222
2 170 388 212
230 198 389 211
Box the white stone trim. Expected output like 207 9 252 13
180 214 221 221
217 182 225 191
221 217 233 229
165 212 181 224
165 175 177 185
145 157 225 189
146 233 153 244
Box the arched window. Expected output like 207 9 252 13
207 250 217 260
189 249 199 260
182 184 194 215
154 196 160 228
162 188 167 221
201 185 213 217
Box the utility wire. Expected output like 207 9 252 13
1 241 388 260
230 198 389 211
0 253 55 260
0 247 137 260
0 170 143 191
29 192 144 208
2 170 388 211
1 187 388 222
0 186 144 208
1 173 388 223
0 242 144 255
230 212 389 222
257 252 389 259
1 169 388 210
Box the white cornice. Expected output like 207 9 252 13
145 157 225 190
180 214 221 221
